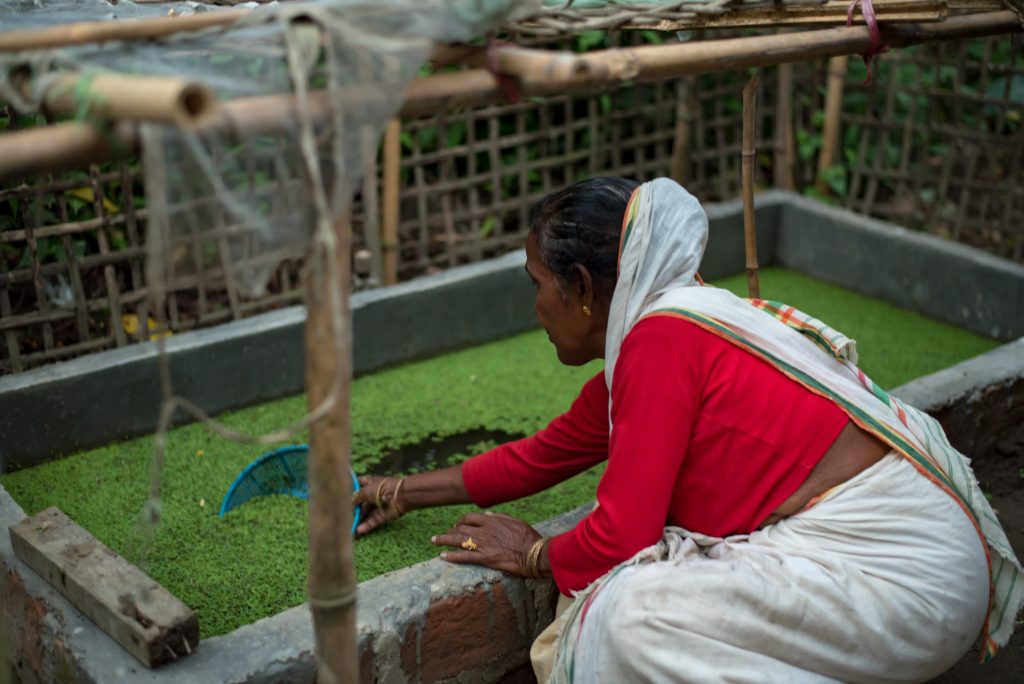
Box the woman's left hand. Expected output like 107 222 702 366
432 512 541 577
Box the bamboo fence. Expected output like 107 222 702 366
2 28 1022 375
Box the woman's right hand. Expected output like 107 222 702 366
352 475 408 537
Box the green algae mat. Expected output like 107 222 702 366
1 268 1000 637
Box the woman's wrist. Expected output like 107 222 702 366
400 465 472 511
526 537 550 579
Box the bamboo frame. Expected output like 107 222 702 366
741 75 761 299
0 11 1018 184
0 0 973 55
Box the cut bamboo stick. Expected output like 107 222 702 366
381 118 401 286
22 72 216 126
816 55 849 195
741 75 761 300
0 11 1018 184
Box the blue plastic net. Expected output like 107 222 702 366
220 445 361 533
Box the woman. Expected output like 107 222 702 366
353 177 1022 683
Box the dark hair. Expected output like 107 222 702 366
529 177 639 297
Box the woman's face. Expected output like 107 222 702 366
525 233 602 366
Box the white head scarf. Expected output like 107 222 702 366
604 178 708 395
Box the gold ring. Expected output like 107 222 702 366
460 536 479 551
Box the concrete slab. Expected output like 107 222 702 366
776 194 1024 341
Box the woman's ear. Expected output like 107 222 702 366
570 263 594 306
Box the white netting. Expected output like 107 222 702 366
0 0 535 521
1 0 534 296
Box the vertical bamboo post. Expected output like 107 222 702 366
773 61 796 191
381 118 401 285
816 55 848 196
670 77 694 184
742 74 761 300
305 211 357 684
361 128 384 285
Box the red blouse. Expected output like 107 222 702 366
461 315 849 594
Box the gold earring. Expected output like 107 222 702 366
582 305 592 317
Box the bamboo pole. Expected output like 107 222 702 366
669 76 694 184
484 11 1021 88
816 55 849 195
305 211 357 684
741 75 761 299
21 72 216 126
773 61 797 191
0 120 138 182
360 127 383 286
381 118 401 286
1 11 1018 183
658 0 948 29
0 10 249 52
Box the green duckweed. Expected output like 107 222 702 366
1 267 999 637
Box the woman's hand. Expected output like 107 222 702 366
432 512 543 577
350 466 475 537
352 475 407 537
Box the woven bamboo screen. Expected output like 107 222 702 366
838 35 1023 260
1 33 1021 375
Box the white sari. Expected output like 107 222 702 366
536 178 1022 683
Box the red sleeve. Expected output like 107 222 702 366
548 317 700 594
461 371 610 507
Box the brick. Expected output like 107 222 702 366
359 639 376 684
400 621 418 681
2 567 48 683
419 582 527 683
52 638 77 683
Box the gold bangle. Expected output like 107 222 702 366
390 477 407 518
526 537 547 579
375 479 388 509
